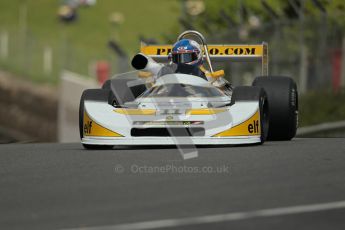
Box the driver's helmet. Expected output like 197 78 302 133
171 39 203 66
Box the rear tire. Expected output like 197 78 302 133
253 76 298 141
231 86 269 144
79 89 114 150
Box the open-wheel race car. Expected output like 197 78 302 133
79 30 298 149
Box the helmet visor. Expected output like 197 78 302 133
172 52 198 64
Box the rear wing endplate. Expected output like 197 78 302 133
141 42 269 76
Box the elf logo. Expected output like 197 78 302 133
84 121 92 134
248 120 259 134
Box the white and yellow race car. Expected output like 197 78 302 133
79 30 298 149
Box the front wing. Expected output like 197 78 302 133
81 101 262 146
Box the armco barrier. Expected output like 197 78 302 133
297 120 345 137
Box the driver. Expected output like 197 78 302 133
169 39 208 80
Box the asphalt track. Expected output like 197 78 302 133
1 138 345 230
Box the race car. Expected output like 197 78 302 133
79 30 298 149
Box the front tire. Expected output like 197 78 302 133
102 78 147 106
82 144 113 150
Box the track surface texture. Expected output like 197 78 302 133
1 138 345 230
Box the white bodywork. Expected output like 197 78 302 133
81 73 262 146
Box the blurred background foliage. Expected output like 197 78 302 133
0 0 344 127
0 0 180 82
188 0 345 126
300 89 345 126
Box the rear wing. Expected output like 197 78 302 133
140 42 269 76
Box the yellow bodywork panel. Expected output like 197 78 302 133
114 109 156 115
141 42 269 76
214 110 261 137
208 70 225 79
186 108 227 115
141 45 264 56
138 71 153 78
83 112 122 137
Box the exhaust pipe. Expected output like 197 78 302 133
131 53 163 76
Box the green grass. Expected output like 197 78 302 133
0 0 181 83
299 89 345 127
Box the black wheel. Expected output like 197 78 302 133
253 76 298 141
231 86 269 144
82 144 113 150
102 78 147 106
79 89 114 150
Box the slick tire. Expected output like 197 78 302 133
102 78 147 106
252 76 298 141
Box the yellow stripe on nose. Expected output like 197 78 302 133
185 108 227 115
114 109 156 115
